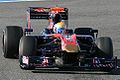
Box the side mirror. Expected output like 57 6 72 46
24 28 33 35
65 29 73 35
92 29 98 39
24 28 33 32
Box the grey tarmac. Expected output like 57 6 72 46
0 0 120 80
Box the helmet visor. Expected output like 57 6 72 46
57 28 64 33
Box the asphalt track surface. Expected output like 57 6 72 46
1 0 120 80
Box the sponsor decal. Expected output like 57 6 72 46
22 56 29 65
34 8 50 12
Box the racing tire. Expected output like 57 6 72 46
19 36 37 70
2 26 23 58
95 37 113 58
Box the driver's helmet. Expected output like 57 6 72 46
53 22 65 34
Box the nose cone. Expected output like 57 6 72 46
63 44 79 53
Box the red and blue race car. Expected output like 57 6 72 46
2 7 117 72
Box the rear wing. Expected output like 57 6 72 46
26 7 68 32
27 7 68 20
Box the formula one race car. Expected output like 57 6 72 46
2 7 117 72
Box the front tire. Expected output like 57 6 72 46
95 37 113 58
2 26 23 58
19 36 37 69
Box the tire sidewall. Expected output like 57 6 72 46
95 37 113 58
3 26 23 58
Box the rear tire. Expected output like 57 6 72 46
2 26 23 58
95 37 113 58
19 36 37 69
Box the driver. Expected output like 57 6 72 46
52 22 79 52
48 13 63 30
53 21 65 34
42 14 64 35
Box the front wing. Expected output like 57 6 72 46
20 56 117 71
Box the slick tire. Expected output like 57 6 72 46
95 37 113 58
2 26 23 58
19 36 37 69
